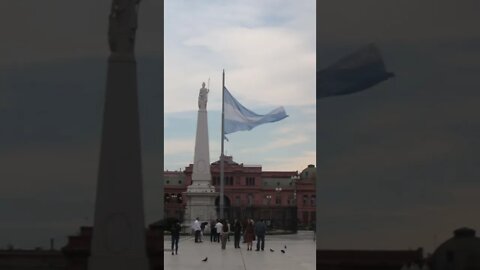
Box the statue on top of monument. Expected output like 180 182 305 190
108 0 141 55
198 82 209 110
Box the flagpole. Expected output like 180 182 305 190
220 69 225 219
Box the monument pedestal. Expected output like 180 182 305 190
183 184 218 228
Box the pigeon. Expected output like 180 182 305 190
270 248 275 252
281 250 285 253
202 257 208 262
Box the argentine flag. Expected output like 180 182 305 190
317 43 394 98
223 87 288 135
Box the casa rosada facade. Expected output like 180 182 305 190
164 156 316 227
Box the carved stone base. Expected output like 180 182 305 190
182 189 218 229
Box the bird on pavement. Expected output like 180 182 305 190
281 250 285 253
202 257 208 262
284 245 287 249
270 248 275 252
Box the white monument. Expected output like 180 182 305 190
88 1 149 270
183 82 218 228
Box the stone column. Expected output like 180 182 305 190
88 1 149 269
183 83 217 228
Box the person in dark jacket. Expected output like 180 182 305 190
170 219 181 255
254 219 267 251
221 219 229 249
233 219 242 248
210 220 217 242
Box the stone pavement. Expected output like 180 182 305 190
164 230 315 270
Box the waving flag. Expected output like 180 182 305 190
223 87 288 135
317 43 394 98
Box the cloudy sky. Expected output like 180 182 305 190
317 0 480 253
164 0 316 171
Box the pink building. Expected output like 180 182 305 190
164 156 316 229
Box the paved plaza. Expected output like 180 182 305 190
164 230 316 270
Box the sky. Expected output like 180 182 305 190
317 0 480 253
164 0 316 172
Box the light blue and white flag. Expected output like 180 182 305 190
317 43 394 98
223 87 288 135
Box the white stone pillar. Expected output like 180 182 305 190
88 1 149 269
183 83 217 228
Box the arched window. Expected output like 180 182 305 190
275 194 281 205
235 195 241 206
247 194 254 206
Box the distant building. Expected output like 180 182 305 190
164 156 316 229
429 227 480 270
0 249 66 270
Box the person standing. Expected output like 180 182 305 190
254 219 267 251
192 217 201 243
226 220 231 242
244 219 255 251
210 220 217 242
221 219 229 249
200 221 207 242
214 219 224 247
170 219 181 255
233 219 242 248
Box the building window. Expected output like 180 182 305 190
275 194 281 205
303 211 309 224
446 251 454 262
246 177 255 186
224 176 234 186
303 195 308 206
247 194 254 206
235 196 241 206
311 195 316 206
213 176 234 185
288 195 294 205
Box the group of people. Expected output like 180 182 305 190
169 217 268 255
205 217 268 251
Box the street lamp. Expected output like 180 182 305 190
266 195 272 205
291 175 300 205
275 187 282 205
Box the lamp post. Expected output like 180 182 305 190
266 195 272 206
275 187 282 205
291 175 300 230
291 175 300 205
